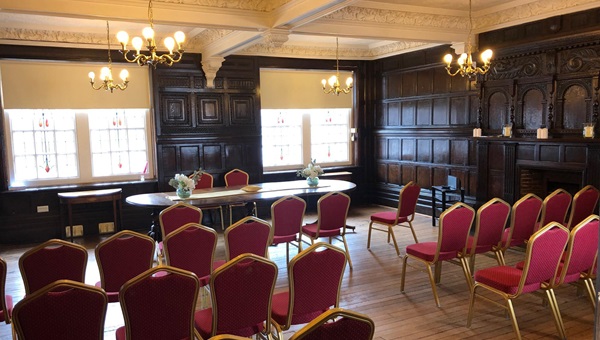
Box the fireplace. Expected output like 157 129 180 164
519 168 582 198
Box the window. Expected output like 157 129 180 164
5 109 152 189
261 108 351 171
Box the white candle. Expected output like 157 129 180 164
541 128 548 139
503 126 512 137
536 128 541 139
473 128 481 137
584 126 594 138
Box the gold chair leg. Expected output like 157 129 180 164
285 242 289 264
407 221 419 243
219 206 224 231
388 226 401 256
506 298 522 340
460 256 473 289
584 278 597 310
493 249 505 266
341 235 353 270
434 262 442 284
426 262 442 307
545 288 566 340
367 221 373 249
466 284 478 327
400 255 409 292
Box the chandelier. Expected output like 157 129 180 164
89 21 129 93
322 37 353 95
116 0 185 67
443 0 493 78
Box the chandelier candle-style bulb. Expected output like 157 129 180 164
116 0 185 67
322 37 353 96
89 21 130 93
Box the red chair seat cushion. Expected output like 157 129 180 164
0 295 12 323
194 308 264 338
115 326 125 340
466 236 493 254
302 223 340 238
95 281 119 303
406 242 457 262
474 266 540 295
370 211 408 225
272 234 297 245
271 291 325 327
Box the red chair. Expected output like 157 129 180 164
367 181 420 256
95 230 155 303
224 169 256 225
163 223 218 308
13 280 108 340
224 216 273 261
467 222 570 340
465 198 511 275
566 185 599 229
537 188 572 228
401 202 475 307
116 266 199 340
287 308 375 340
194 253 281 339
19 239 88 295
271 242 347 331
556 215 599 310
158 202 203 264
0 257 14 338
271 195 306 263
194 172 225 230
501 193 543 255
301 192 353 269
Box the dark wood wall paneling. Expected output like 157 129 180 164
372 45 478 212
153 56 263 191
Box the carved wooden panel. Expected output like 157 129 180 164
417 100 432 125
196 95 224 125
376 138 387 159
377 163 388 183
388 138 400 160
540 145 560 162
487 91 509 130
416 166 431 188
417 69 433 96
488 55 543 80
160 146 178 173
433 68 450 94
450 97 468 125
516 145 535 161
227 78 256 90
160 94 191 127
401 164 415 184
521 88 544 129
401 101 416 126
203 145 222 170
230 96 255 125
225 145 244 169
564 146 586 163
451 140 468 165
433 139 449 164
560 84 588 129
386 73 401 99
180 146 201 171
402 73 417 97
432 98 448 125
157 76 191 89
388 102 400 126
432 167 448 186
401 139 415 161
388 163 401 185
558 46 600 74
417 139 431 163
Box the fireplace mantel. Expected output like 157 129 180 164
475 137 600 205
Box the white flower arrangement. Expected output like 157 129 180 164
297 159 324 179
168 173 196 190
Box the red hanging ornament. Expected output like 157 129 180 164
45 119 49 127
328 145 331 158
45 165 50 173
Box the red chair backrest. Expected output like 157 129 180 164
195 172 214 189
397 181 420 220
271 196 306 237
211 254 277 337
521 223 569 293
159 202 203 239
540 189 572 226
567 185 600 229
95 231 155 293
438 203 475 254
19 239 88 295
164 223 217 281
507 193 543 246
288 308 375 340
559 215 599 285
120 266 199 340
317 192 351 232
225 217 272 260
13 280 107 340
224 169 249 187
471 198 511 253
287 243 347 326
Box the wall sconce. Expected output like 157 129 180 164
350 127 357 142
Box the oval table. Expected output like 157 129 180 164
126 179 356 240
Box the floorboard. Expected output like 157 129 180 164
0 204 595 339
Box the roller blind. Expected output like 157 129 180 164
260 69 353 109
0 60 150 109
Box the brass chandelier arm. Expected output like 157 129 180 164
89 21 130 92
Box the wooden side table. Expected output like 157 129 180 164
431 186 465 226
58 188 123 242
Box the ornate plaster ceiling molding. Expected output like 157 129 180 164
188 28 234 49
0 27 104 46
155 0 291 12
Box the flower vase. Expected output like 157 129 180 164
306 176 319 187
176 187 192 199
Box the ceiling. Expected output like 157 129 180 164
0 0 599 63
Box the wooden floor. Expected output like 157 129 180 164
0 204 596 339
